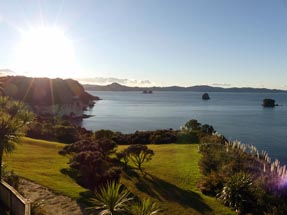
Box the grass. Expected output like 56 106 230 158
4 138 235 214
118 144 235 215
3 137 87 199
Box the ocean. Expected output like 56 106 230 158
82 91 287 164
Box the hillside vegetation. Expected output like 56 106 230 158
0 76 98 105
4 137 234 215
3 137 87 199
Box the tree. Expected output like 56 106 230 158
0 97 33 178
59 138 120 190
116 151 129 169
184 119 201 131
201 124 215 135
89 181 133 215
126 144 154 173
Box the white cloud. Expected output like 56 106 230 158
77 77 154 87
0 69 15 76
212 83 231 87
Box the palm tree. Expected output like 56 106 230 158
89 181 133 215
130 198 161 215
0 97 33 178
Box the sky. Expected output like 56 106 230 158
0 0 287 89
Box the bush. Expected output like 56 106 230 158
198 171 224 196
95 129 115 139
150 130 177 144
217 173 255 214
60 138 121 191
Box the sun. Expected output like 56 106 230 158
13 26 79 78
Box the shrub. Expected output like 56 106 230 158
95 129 115 139
59 138 121 191
89 181 133 215
217 173 255 214
198 171 224 196
130 198 161 215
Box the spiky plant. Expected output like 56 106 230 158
89 181 133 215
217 173 254 214
130 198 161 215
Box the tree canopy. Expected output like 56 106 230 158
0 96 33 178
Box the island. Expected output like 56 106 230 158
262 98 276 107
143 90 153 94
202 93 210 100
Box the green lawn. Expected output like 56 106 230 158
119 144 235 215
4 138 235 214
3 137 87 199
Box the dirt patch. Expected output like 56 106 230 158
19 179 89 215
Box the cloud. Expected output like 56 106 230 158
78 77 153 87
0 69 15 76
212 83 231 87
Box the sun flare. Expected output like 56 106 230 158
13 26 78 78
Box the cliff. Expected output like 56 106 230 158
0 76 99 117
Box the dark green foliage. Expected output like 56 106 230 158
54 125 79 143
89 181 133 215
200 124 215 135
71 151 121 191
116 151 129 169
184 119 201 131
27 116 93 143
95 129 115 140
198 171 224 196
217 173 255 214
179 120 218 144
60 138 120 191
94 129 177 145
149 130 177 144
125 145 154 172
130 198 161 215
0 96 33 178
130 131 151 145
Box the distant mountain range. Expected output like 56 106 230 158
83 82 286 93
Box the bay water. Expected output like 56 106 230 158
82 91 287 164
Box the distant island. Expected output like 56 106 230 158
84 82 286 93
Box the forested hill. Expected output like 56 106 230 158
84 82 286 93
0 76 99 105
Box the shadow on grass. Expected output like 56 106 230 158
61 168 93 215
122 166 140 180
134 172 212 213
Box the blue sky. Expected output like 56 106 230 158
0 0 287 88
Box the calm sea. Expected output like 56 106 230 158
82 91 287 164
